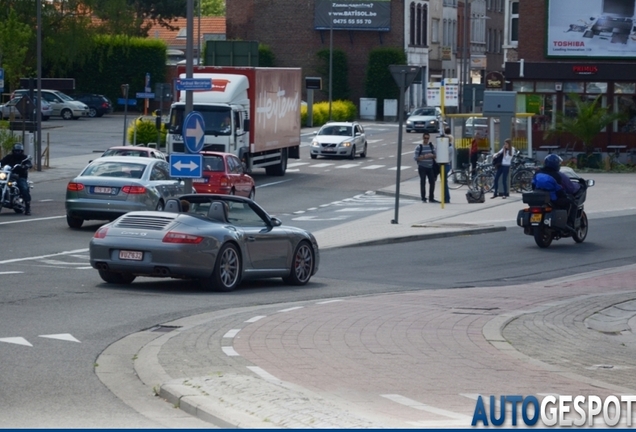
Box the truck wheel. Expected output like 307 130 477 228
266 149 287 176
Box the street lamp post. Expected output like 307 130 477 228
460 0 470 114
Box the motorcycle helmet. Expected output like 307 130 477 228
12 143 24 155
544 154 562 171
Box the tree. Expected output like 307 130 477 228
200 0 225 16
316 49 350 101
0 8 33 92
365 48 406 116
545 93 626 154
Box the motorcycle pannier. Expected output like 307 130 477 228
522 191 551 206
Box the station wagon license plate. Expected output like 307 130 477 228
93 186 113 194
530 214 542 224
322 148 335 153
119 250 143 261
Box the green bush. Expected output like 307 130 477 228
301 100 357 127
127 117 166 146
365 48 407 117
0 122 22 157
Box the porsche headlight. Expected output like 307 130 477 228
0 173 6 180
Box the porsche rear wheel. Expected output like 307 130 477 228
282 241 314 286
98 269 136 284
203 243 241 292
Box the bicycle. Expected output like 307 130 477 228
472 151 537 194
448 155 493 190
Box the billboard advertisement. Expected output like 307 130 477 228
547 0 636 58
314 0 391 32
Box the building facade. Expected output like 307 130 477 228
505 0 636 149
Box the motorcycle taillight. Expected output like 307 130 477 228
529 207 543 213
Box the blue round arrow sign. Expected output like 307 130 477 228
183 111 205 154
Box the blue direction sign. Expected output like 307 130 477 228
170 154 203 179
183 111 205 153
0 68 4 92
176 78 212 91
136 92 155 99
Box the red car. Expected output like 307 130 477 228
192 151 255 199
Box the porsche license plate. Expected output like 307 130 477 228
94 186 113 194
119 250 143 261
530 214 542 223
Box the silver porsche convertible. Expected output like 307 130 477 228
89 194 320 291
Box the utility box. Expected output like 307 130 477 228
483 91 517 116
434 136 450 164
360 98 377 121
383 99 397 122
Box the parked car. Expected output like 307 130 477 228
100 146 166 161
310 121 367 159
89 194 320 291
72 93 113 118
0 96 52 121
405 107 443 133
193 151 255 199
12 89 89 120
65 156 186 228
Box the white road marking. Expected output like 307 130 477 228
0 248 88 265
247 366 283 384
39 259 91 266
310 163 335 168
39 333 80 343
0 215 65 225
287 162 310 168
245 316 266 323
381 394 471 420
366 139 383 143
0 337 32 347
316 299 344 305
222 346 239 356
223 329 241 338
335 207 391 212
388 166 412 171
256 179 292 188
336 164 361 169
361 165 385 169
292 216 348 221
278 306 304 313
0 271 23 275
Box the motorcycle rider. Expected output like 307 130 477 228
0 143 33 215
532 154 575 228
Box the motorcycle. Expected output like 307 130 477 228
516 168 595 248
0 155 34 214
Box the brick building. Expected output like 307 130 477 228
504 0 636 149
225 0 408 109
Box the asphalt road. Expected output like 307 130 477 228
2 116 634 426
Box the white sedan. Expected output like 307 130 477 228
310 121 367 160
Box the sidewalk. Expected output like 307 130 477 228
88 162 636 427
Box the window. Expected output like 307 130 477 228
586 82 607 94
510 1 519 44
535 82 557 93
432 18 440 43
408 1 429 47
512 81 534 92
150 162 170 181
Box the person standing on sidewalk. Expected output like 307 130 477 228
491 138 515 199
414 133 438 203
469 130 482 177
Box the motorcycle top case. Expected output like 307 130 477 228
522 191 551 206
